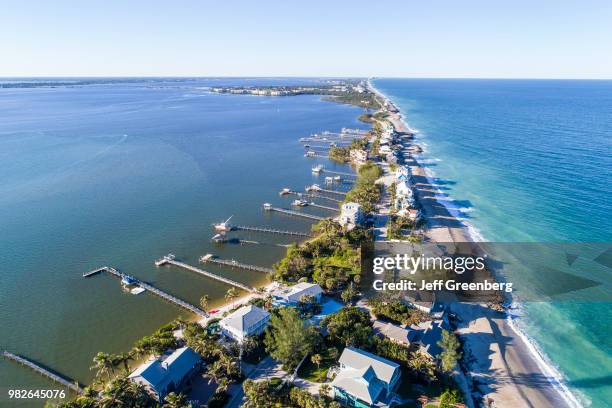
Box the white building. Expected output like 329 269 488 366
274 282 323 305
219 305 270 343
339 202 364 227
128 347 201 401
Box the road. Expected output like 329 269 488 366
225 356 287 408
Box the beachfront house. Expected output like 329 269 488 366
340 202 364 227
350 148 369 164
331 347 401 408
273 282 323 305
372 320 415 346
128 347 201 401
219 304 270 343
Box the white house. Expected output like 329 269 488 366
332 347 401 408
219 305 270 343
274 282 323 305
128 347 201 401
339 202 364 227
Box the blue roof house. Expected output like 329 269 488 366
128 347 201 401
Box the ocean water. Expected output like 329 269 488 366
0 78 366 406
374 79 612 407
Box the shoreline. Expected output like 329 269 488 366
369 79 581 408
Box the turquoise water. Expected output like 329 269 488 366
0 78 366 406
374 79 612 407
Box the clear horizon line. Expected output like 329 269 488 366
1 75 612 81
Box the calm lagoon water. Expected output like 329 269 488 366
375 78 612 407
0 78 367 404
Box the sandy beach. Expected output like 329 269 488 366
379 94 577 407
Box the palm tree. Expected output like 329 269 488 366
408 353 436 383
90 352 115 381
319 383 331 398
311 353 322 370
263 294 274 310
207 352 239 385
199 295 210 312
225 287 239 308
163 392 187 408
114 352 133 372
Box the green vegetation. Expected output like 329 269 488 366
323 91 382 110
439 388 463 408
242 380 340 408
387 215 419 240
328 146 350 163
206 391 230 408
344 161 382 213
328 137 368 163
264 307 319 370
273 219 368 291
368 298 429 326
358 113 374 123
438 330 462 372
297 347 336 382
323 307 372 348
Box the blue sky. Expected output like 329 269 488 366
1 0 611 78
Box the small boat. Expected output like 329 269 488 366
306 184 321 192
121 275 138 286
292 199 308 207
212 233 228 243
279 187 292 195
214 216 233 232
333 176 342 182
324 176 334 184
312 165 323 173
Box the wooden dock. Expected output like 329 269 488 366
284 190 342 203
156 255 255 293
308 202 339 212
233 225 311 237
321 169 357 177
200 254 274 274
2 351 83 394
306 186 347 196
263 204 326 221
84 266 207 317
308 193 343 203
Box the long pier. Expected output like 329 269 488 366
200 254 274 274
322 169 357 178
306 186 347 196
156 255 255 293
84 266 207 318
284 190 343 203
308 202 339 212
2 351 83 394
233 225 311 237
263 204 326 221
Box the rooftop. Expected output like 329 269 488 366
129 347 200 397
220 304 270 333
338 347 399 385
